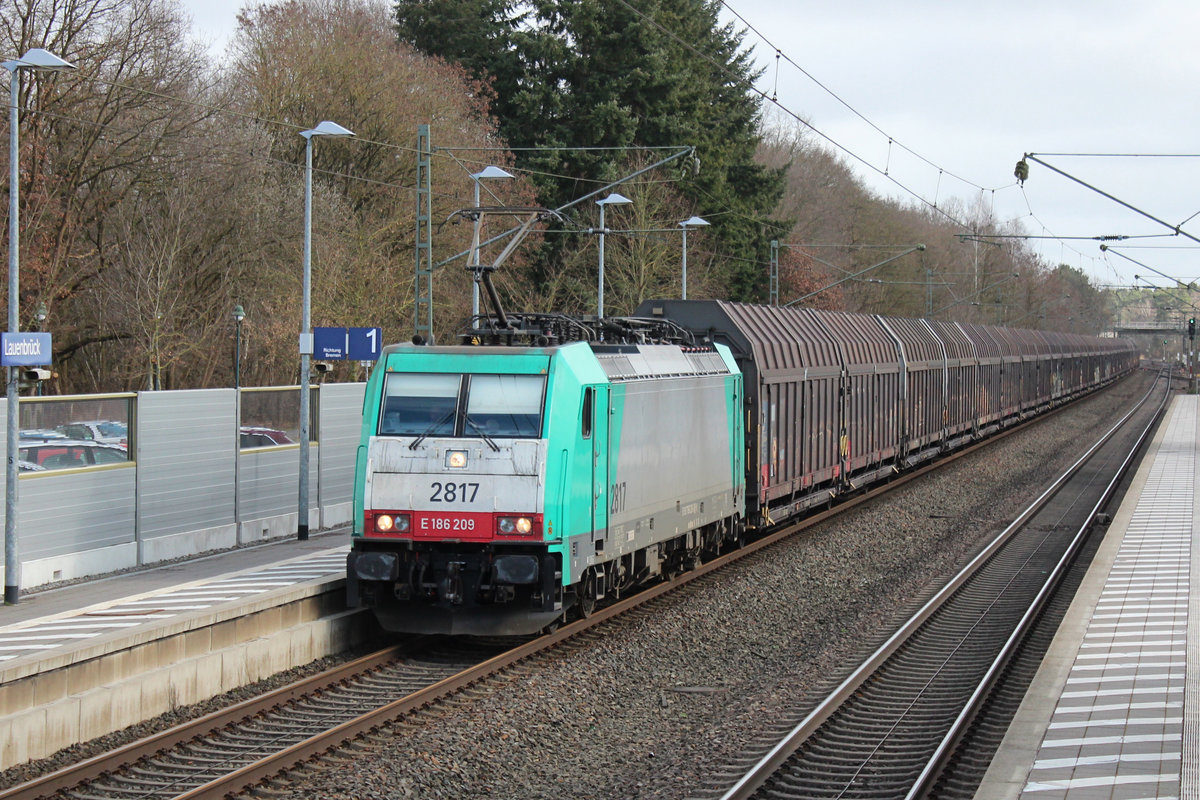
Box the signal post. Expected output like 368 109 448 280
1190 317 1196 394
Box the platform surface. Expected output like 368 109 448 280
0 529 349 666
980 394 1200 800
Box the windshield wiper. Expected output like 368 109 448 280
409 408 456 450
465 418 501 452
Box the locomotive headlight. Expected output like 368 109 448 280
446 450 468 469
374 513 410 534
496 516 535 535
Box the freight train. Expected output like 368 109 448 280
346 301 1137 635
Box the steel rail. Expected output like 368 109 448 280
717 371 1167 800
0 375 1138 800
0 648 408 800
906 371 1171 798
167 377 1150 800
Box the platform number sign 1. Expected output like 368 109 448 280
348 327 381 361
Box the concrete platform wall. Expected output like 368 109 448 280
0 577 370 769
0 383 365 589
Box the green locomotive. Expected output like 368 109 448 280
347 323 745 635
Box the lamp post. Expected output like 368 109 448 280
596 193 632 318
3 48 74 605
469 166 513 325
297 120 353 541
232 304 245 390
232 303 246 533
678 216 709 300
34 301 46 397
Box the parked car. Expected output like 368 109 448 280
55 420 128 448
20 429 68 442
239 426 295 449
19 439 130 470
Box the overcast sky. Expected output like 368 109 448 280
182 0 1200 287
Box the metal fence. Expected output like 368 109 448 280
0 383 365 590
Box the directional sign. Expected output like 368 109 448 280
312 327 347 360
348 327 382 361
312 326 383 361
1 332 52 366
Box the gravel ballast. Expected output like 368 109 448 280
0 372 1157 799
263 373 1157 800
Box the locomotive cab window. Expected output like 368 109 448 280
464 375 545 437
378 372 545 438
379 373 461 435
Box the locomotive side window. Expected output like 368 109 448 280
465 375 546 437
379 373 462 435
582 387 594 439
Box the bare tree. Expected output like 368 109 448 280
2 0 224 390
90 119 305 388
227 0 522 347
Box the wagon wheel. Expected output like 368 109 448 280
575 568 597 620
729 524 746 551
662 552 684 582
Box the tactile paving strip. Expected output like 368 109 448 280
0 548 347 662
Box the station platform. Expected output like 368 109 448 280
0 529 349 660
0 529 354 768
979 394 1200 799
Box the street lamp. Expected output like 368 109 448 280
297 120 353 542
469 166 513 325
232 304 245 390
3 48 74 605
596 193 632 318
34 301 46 397
678 216 709 300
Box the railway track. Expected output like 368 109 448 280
0 376 1155 800
1 641 516 800
713 371 1170 800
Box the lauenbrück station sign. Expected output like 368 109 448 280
1 332 52 366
